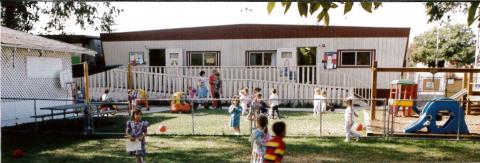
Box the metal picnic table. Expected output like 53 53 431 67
39 103 87 120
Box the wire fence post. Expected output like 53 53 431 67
319 107 323 137
386 100 391 141
34 99 38 131
457 105 460 141
192 99 195 135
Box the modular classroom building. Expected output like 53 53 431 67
98 24 410 100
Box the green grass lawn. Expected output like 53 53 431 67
2 132 479 163
3 109 479 162
7 109 359 136
92 109 365 136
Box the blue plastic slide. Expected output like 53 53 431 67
404 98 469 134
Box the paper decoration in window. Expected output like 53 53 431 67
281 52 292 58
322 52 337 70
170 53 179 59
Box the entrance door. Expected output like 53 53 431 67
297 47 316 84
149 49 165 73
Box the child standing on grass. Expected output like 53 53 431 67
264 121 286 163
269 89 280 119
250 115 269 163
313 88 321 115
239 88 250 117
126 109 149 163
320 90 327 113
197 71 209 109
344 97 360 142
229 96 242 135
188 86 198 109
251 94 269 120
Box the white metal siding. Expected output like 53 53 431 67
103 37 407 89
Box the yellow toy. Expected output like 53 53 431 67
171 92 191 113
130 89 149 111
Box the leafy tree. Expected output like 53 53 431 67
426 2 479 26
268 2 480 26
409 24 475 67
1 0 123 33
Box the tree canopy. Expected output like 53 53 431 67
267 2 480 26
267 1 382 26
1 0 123 33
409 24 475 67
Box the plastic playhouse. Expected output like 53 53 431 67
404 98 469 134
171 92 191 113
388 80 418 117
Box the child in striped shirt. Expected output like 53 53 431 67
264 121 286 163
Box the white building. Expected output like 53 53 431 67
97 24 410 100
1 27 96 127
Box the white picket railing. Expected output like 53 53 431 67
118 65 370 99
77 69 353 105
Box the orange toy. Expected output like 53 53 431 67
158 125 167 132
171 92 190 113
355 123 364 131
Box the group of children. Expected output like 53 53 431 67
250 115 286 163
125 90 361 163
228 87 280 135
313 88 329 115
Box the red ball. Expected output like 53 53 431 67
355 123 364 131
12 149 25 159
158 125 167 133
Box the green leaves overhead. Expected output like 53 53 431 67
309 2 320 15
298 1 308 17
266 2 382 26
425 2 480 26
267 2 381 26
361 2 373 13
282 1 291 14
374 2 382 10
1 1 123 33
344 2 353 14
467 2 479 25
267 2 275 15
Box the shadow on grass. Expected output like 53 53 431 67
3 113 178 134
285 138 480 162
1 132 129 163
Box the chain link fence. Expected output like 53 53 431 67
2 97 479 140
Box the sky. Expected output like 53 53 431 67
32 2 479 42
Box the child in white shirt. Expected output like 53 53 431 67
239 88 250 117
269 88 280 119
344 97 361 142
313 88 321 115
320 90 327 113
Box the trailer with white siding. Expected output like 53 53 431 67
98 24 409 100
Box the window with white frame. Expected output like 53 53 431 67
187 51 220 66
339 50 374 67
129 52 145 64
246 51 276 66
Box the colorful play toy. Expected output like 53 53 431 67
171 92 191 113
128 89 150 113
158 125 167 133
404 98 469 134
388 80 418 117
